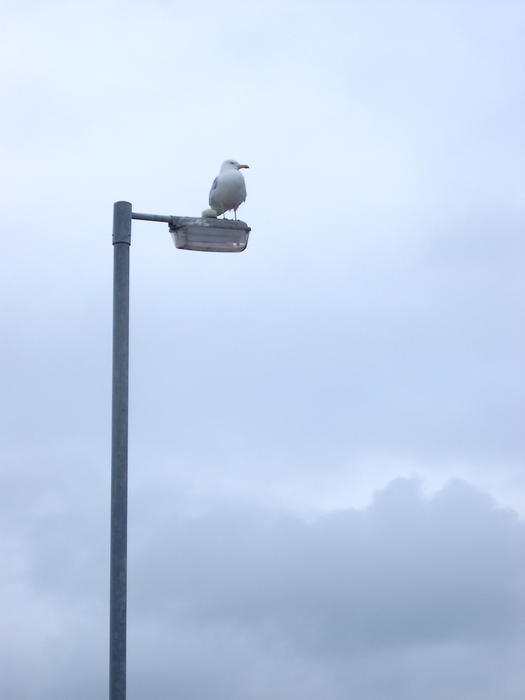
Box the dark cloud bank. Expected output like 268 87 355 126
2 475 523 699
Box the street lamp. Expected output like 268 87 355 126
110 201 250 700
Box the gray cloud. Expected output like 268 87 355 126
2 475 522 699
131 479 524 651
128 479 525 700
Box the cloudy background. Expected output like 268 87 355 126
1 0 524 698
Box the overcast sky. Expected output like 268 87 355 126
1 1 524 698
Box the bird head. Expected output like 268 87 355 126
221 159 249 172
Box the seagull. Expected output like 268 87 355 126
208 159 249 220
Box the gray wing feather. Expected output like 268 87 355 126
209 176 219 208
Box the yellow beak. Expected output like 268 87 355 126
237 164 249 169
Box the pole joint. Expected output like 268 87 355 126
113 201 132 245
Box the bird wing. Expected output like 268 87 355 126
208 176 219 208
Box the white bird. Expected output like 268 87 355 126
208 159 249 220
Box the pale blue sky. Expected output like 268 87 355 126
1 1 524 698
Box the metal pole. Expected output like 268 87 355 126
110 201 132 700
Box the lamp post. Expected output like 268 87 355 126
110 201 250 700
